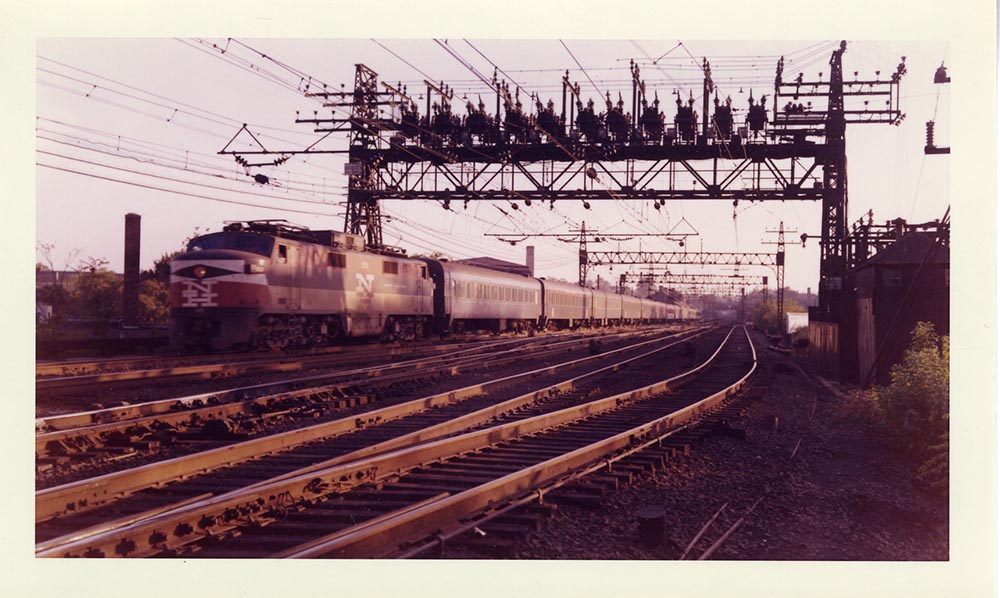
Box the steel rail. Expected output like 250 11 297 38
36 326 735 557
35 334 544 390
35 340 411 378
37 360 307 392
35 327 675 448
283 327 756 558
36 327 705 523
34 333 588 455
35 329 605 433
245 326 719 488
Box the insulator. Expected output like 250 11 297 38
925 121 935 147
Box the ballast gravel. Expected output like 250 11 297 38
508 346 948 561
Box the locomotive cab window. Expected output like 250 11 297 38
383 261 399 275
187 232 274 257
277 244 288 263
327 253 346 268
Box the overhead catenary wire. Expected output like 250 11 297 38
37 129 347 197
559 40 603 98
37 149 344 208
36 117 345 184
38 162 343 217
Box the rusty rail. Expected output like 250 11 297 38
35 328 628 433
36 326 743 558
35 333 589 455
278 327 756 558
36 326 707 522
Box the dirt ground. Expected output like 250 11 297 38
512 347 948 560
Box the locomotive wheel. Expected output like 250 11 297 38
267 336 289 350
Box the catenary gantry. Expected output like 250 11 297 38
220 41 906 319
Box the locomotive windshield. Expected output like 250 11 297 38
187 232 275 257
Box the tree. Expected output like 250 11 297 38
37 242 80 274
138 279 170 323
71 269 122 325
750 298 806 332
143 252 177 285
134 252 177 324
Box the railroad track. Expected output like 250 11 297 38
36 325 751 558
35 330 592 394
36 327 690 457
35 329 581 378
36 327 659 430
35 325 713 527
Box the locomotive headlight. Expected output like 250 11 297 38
193 266 208 279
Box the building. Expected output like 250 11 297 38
809 231 949 385
785 311 808 334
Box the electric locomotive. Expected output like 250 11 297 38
169 221 432 351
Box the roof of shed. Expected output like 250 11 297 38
855 232 949 269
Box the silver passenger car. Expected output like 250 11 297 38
540 279 589 329
422 259 542 333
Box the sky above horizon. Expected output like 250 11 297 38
35 38 950 296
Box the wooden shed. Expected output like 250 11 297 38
846 232 949 385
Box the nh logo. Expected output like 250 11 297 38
355 273 375 299
182 281 218 307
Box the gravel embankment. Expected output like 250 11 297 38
511 347 948 560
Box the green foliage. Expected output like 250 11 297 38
37 283 70 316
142 252 177 285
138 279 170 324
72 269 122 325
917 424 949 495
849 322 949 496
869 322 949 455
750 298 806 332
37 241 178 328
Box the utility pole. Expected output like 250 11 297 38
763 221 797 333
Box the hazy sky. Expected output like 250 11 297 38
36 38 950 294
9 1 998 595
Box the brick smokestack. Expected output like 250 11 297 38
525 245 535 277
123 213 141 326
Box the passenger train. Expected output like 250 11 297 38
169 221 699 351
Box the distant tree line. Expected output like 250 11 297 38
36 243 176 330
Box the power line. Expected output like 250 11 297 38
37 148 343 208
38 130 346 196
38 162 343 217
559 40 603 97
37 116 345 184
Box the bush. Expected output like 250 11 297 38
851 322 949 495
870 322 949 454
